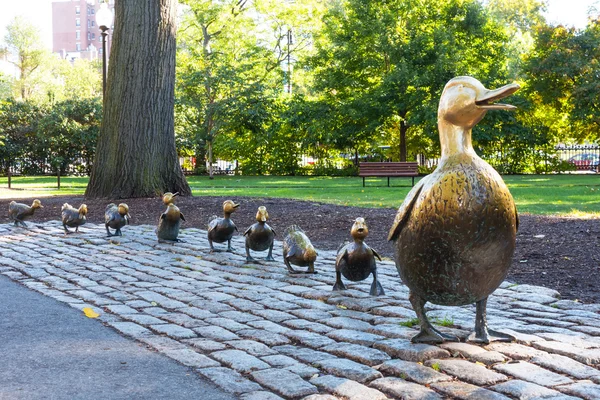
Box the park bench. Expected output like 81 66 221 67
358 161 419 187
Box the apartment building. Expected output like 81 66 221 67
52 0 114 61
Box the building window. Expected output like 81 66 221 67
91 20 95 27
76 18 80 27
91 33 95 40
75 6 80 14
76 30 80 40
76 43 81 51
87 32 91 40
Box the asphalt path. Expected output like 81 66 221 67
0 274 236 400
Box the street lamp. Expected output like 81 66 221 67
96 2 113 97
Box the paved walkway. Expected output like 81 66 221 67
1 221 599 400
0 274 235 400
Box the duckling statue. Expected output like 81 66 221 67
105 203 131 237
61 203 88 234
243 206 275 262
388 76 520 344
333 217 384 296
207 200 239 252
282 225 318 274
8 199 42 227
157 192 185 242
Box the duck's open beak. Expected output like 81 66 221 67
476 83 520 110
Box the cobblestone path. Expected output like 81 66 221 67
1 222 600 400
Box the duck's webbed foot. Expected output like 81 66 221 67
265 244 275 261
63 225 73 234
106 225 115 237
467 297 515 344
226 239 234 253
409 291 458 344
369 271 385 296
332 271 346 291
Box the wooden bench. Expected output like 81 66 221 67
359 162 419 187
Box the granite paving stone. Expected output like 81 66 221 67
149 324 197 339
486 342 548 359
237 329 291 346
493 360 574 387
251 369 318 399
376 359 453 385
211 349 271 373
557 381 600 400
440 342 507 365
326 329 385 346
240 391 284 400
316 358 383 383
531 353 600 382
532 340 600 365
424 359 507 385
310 375 389 400
274 345 337 364
370 377 443 400
284 363 320 379
373 339 451 362
197 367 263 394
284 330 337 349
431 381 511 400
491 379 576 400
161 347 220 368
224 340 278 357
321 342 391 366
194 326 240 341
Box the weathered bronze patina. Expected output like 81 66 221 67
334 217 384 296
61 203 88 234
244 206 275 262
8 199 43 227
388 76 520 344
157 192 185 242
105 203 131 236
283 225 318 274
208 200 239 252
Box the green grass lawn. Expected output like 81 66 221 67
1 174 599 216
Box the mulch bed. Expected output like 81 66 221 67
2 194 599 303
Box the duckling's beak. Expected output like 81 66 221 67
233 203 240 209
476 83 520 110
172 192 180 197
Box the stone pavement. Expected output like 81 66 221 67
1 221 600 400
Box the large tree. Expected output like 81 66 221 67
86 0 191 198
307 0 511 162
2 16 45 100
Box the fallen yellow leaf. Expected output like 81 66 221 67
83 307 100 318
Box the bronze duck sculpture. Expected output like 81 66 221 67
207 200 239 252
283 225 318 274
157 192 185 242
61 203 88 234
8 199 42 227
105 203 131 237
334 217 384 296
243 206 275 262
388 76 520 344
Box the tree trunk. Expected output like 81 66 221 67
208 139 214 179
399 119 408 162
85 0 191 198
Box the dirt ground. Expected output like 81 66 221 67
2 195 599 303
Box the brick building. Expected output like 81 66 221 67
52 0 114 62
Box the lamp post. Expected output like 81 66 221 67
96 2 113 97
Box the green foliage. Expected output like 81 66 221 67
524 21 600 142
0 98 101 175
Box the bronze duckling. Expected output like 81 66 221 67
282 225 318 274
105 203 131 237
243 206 275 262
157 192 185 242
388 76 520 344
207 200 239 252
333 217 384 296
61 203 88 234
8 199 42 227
